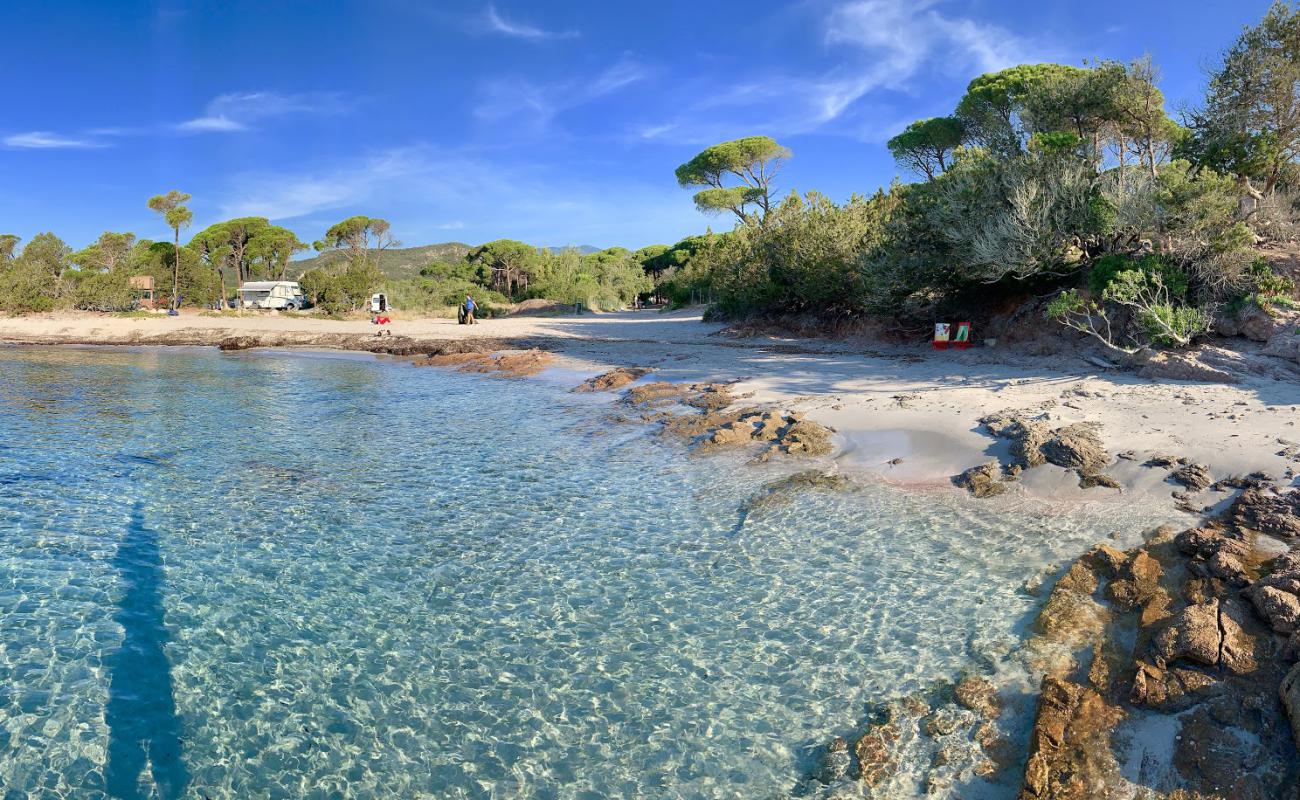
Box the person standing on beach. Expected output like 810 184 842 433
464 295 476 324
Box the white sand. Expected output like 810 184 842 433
3 308 1297 508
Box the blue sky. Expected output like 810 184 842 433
0 0 1277 252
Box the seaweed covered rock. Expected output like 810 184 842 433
810 736 852 784
953 462 1009 498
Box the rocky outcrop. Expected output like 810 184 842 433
978 412 1113 487
1019 484 1300 799
1040 422 1109 475
1246 554 1300 634
1229 485 1300 539
953 462 1009 498
624 382 836 461
982 412 1051 468
414 347 555 376
622 381 700 407
1020 677 1124 800
1170 463 1214 492
1150 598 1257 675
572 367 651 392
1216 304 1299 342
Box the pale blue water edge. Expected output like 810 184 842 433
0 347 1174 799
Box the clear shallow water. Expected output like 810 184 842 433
0 347 1176 799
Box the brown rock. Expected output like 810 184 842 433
953 462 1009 498
1104 550 1163 612
1019 677 1124 800
622 381 696 407
1151 599 1256 675
683 383 734 411
1131 660 1221 710
1036 561 1108 652
1042 422 1111 475
1170 463 1214 492
572 367 650 392
1247 584 1300 635
1229 485 1300 539
1175 527 1251 562
980 412 1050 468
759 417 834 460
955 674 1001 720
1079 472 1122 489
853 722 899 785
1084 545 1129 578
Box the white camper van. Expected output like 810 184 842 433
238 281 308 311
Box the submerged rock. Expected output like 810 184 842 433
810 736 852 784
852 721 899 785
953 462 1008 498
954 674 1001 720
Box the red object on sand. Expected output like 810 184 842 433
933 322 950 350
953 321 971 349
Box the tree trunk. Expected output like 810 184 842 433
172 228 180 310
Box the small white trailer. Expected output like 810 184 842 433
238 281 308 310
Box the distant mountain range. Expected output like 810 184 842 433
292 242 604 280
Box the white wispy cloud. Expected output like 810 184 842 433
178 91 344 133
3 131 106 150
483 3 577 41
636 0 1057 144
474 56 647 132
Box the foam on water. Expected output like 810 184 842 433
0 347 1178 798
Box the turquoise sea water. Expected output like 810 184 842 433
0 347 1173 799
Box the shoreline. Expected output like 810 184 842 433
6 310 1294 513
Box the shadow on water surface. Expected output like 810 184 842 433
104 502 189 799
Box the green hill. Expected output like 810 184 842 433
291 242 474 281
290 242 605 281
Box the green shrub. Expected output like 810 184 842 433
0 262 57 314
1088 254 1188 299
71 271 135 311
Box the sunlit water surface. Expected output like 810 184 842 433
0 347 1177 799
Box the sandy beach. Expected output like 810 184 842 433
4 309 1296 511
